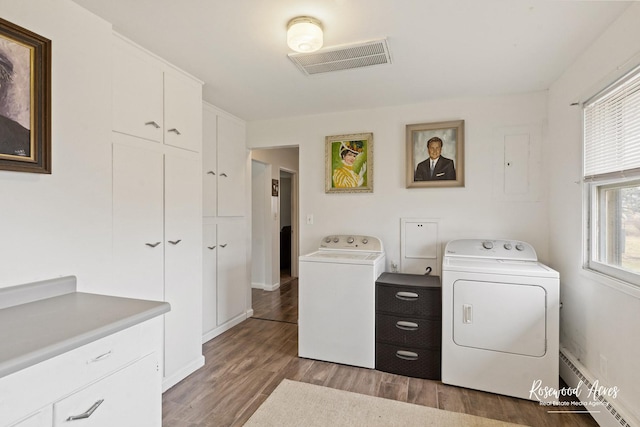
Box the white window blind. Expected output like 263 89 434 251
584 66 640 180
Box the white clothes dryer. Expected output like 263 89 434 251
298 235 385 369
441 239 559 402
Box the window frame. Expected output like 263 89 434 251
583 64 640 288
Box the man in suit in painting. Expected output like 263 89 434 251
0 51 30 158
414 136 456 181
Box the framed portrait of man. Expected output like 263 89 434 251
406 120 464 188
325 132 373 193
0 17 51 174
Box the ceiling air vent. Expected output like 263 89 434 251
288 38 391 76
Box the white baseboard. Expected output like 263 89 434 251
251 281 281 291
162 355 205 392
201 309 253 344
560 347 638 427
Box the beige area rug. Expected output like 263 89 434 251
245 379 528 427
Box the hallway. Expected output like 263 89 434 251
250 274 298 324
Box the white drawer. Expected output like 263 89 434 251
52 353 160 427
0 324 145 427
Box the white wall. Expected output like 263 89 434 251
247 92 550 273
547 3 640 422
0 0 113 292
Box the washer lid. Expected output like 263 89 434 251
299 250 385 265
443 257 559 277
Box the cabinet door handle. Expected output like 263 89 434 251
145 121 160 129
207 171 216 175
219 173 228 177
168 239 182 245
395 291 418 301
66 399 104 421
396 350 419 361
145 242 161 248
88 350 112 364
395 321 419 331
220 243 227 248
207 245 216 250
167 128 182 135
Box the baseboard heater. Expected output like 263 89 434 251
560 347 638 427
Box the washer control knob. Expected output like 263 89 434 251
347 236 355 244
515 243 525 251
333 237 339 243
482 241 494 250
325 237 332 243
362 238 368 244
504 243 512 250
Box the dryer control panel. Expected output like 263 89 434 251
319 235 383 252
444 239 537 261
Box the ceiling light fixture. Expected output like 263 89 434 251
287 16 323 53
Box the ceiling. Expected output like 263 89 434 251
71 0 631 122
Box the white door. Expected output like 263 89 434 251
164 153 203 378
112 142 164 301
164 71 202 152
202 106 218 217
217 221 247 325
453 280 547 357
202 223 218 334
217 115 246 217
112 38 163 143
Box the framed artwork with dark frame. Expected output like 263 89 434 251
325 132 373 193
0 17 51 174
406 120 464 188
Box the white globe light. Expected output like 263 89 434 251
287 17 323 53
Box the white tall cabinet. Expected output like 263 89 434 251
202 102 250 343
111 33 204 391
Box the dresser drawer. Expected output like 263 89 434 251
376 313 441 348
375 342 441 380
376 285 441 316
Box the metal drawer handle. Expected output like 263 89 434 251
220 243 227 248
88 350 112 364
144 121 160 129
220 173 228 177
207 245 217 250
207 171 216 175
168 128 182 135
395 291 419 301
395 321 419 331
145 242 161 248
396 350 419 361
66 399 104 421
168 239 182 245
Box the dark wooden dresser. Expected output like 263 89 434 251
375 272 442 380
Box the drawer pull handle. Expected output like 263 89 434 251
207 171 216 175
220 243 227 248
168 239 182 245
396 321 419 331
168 128 182 135
144 121 160 129
66 399 104 421
220 173 228 177
396 350 419 361
88 350 112 363
395 291 418 301
208 245 217 250
145 242 161 248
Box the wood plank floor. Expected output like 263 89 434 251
163 278 599 427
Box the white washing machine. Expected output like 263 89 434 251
298 235 385 369
441 239 559 402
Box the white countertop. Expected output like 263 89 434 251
0 277 170 379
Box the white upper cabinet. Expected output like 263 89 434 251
113 35 202 153
202 103 246 217
164 71 202 152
